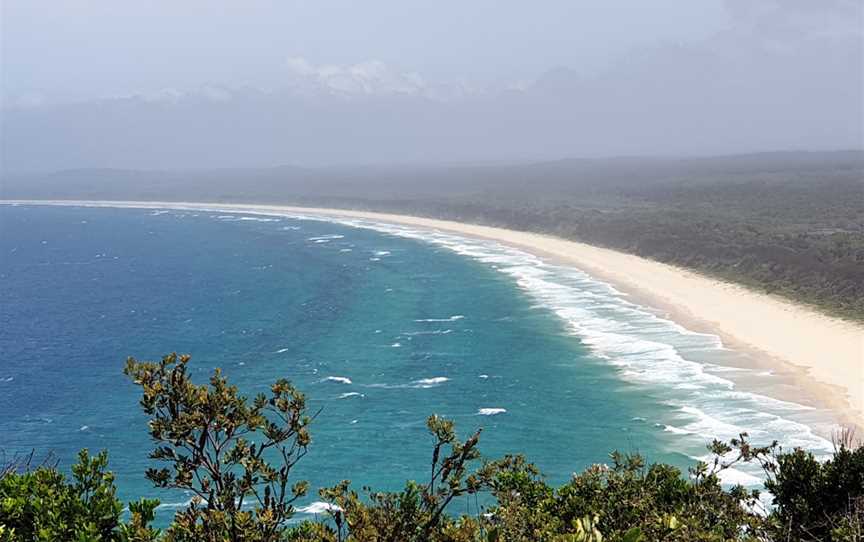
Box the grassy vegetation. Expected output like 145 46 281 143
3 151 863 319
1 353 862 541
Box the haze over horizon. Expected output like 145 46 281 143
1 0 862 171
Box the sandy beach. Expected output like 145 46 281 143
5 199 864 430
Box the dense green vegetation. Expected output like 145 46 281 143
4 151 863 319
1 353 862 541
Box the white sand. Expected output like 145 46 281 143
6 200 864 428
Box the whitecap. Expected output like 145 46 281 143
323 376 352 385
339 392 364 399
477 408 507 416
402 329 453 336
297 501 342 515
119 204 833 486
414 315 464 322
412 377 449 388
275 347 290 353
292 212 834 483
662 424 692 435
238 216 280 222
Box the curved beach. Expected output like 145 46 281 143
5 199 863 430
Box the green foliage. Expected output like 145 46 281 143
124 353 313 541
474 440 766 542
4 352 863 541
0 449 125 541
304 414 485 541
762 438 864 541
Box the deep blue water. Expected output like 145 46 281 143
0 204 833 522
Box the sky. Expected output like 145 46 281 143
2 0 731 104
1 0 862 170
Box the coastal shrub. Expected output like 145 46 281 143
296 414 487 541
0 449 125 541
2 352 862 541
124 353 314 542
762 431 864 541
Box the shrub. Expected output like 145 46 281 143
0 449 124 541
3 352 861 542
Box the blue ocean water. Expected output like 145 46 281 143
0 204 834 522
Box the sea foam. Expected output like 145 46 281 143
139 205 835 488
412 377 449 388
285 211 835 486
323 376 352 385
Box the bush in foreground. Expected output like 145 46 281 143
0 353 861 541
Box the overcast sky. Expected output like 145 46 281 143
1 0 862 170
1 0 736 103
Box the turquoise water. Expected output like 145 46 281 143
0 204 833 522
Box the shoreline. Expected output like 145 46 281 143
4 199 863 432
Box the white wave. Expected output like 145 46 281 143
275 347 290 353
79 425 89 431
307 234 345 241
157 500 195 509
714 466 764 487
339 392 365 399
412 377 449 388
477 408 507 416
238 216 280 222
369 257 381 261
297 501 342 515
478 374 489 379
117 204 834 486
290 211 835 483
402 329 453 336
390 342 401 347
374 250 391 256
323 376 352 385
414 315 464 322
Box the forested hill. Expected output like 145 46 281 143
3 151 863 320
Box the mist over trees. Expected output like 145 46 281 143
2 1 861 172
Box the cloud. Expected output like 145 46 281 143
283 56 428 96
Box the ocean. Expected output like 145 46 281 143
0 204 835 522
